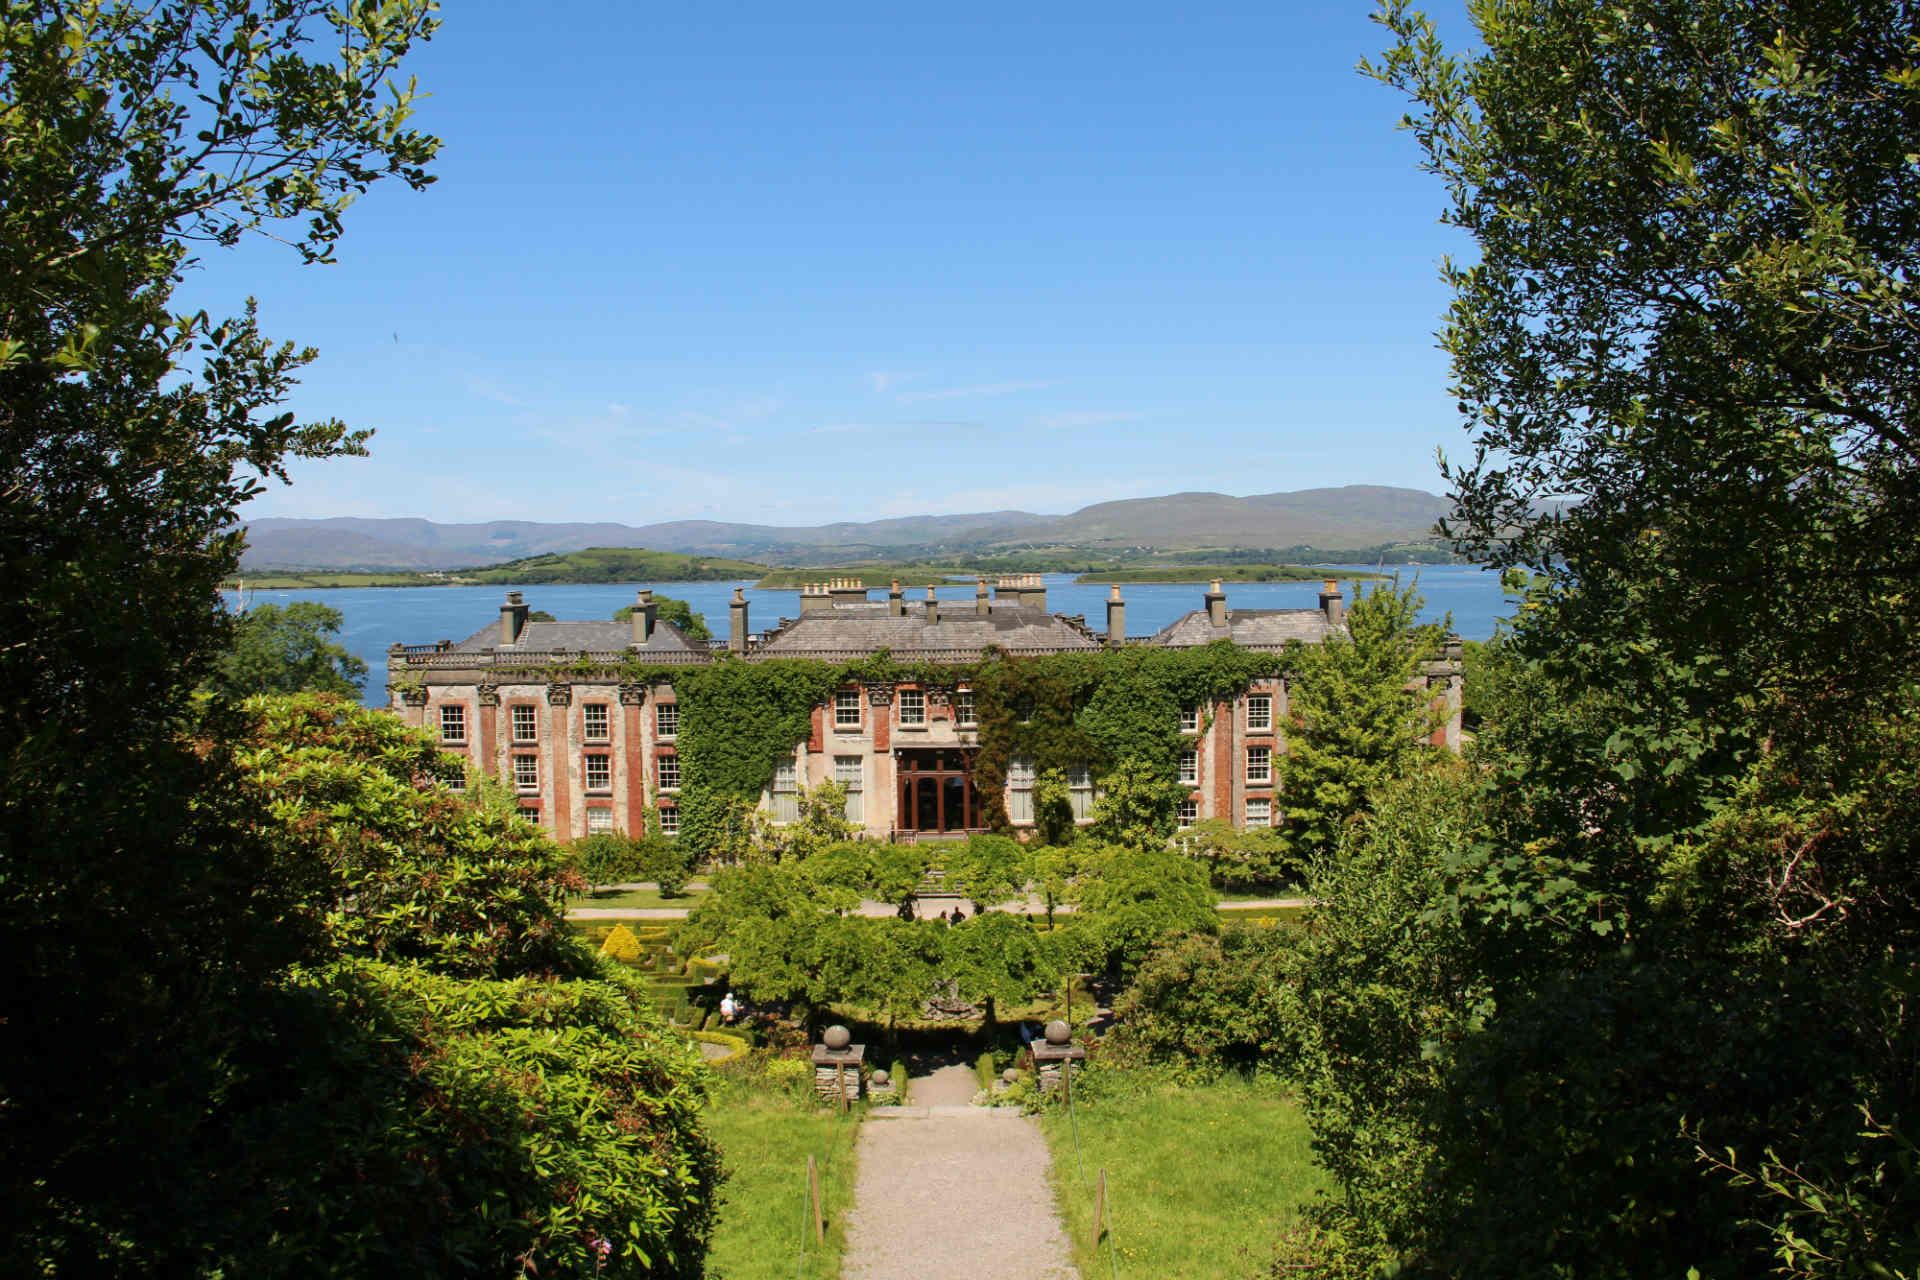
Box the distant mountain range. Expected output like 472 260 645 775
239 485 1453 571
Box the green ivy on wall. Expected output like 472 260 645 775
536 642 1296 853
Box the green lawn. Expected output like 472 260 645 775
703 1076 862 1280
1039 1072 1327 1279
569 884 708 912
1217 903 1306 927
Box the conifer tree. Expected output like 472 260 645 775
1278 581 1444 860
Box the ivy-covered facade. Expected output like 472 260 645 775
387 576 1462 853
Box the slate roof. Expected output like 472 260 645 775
756 600 1101 657
452 619 703 655
1151 608 1341 650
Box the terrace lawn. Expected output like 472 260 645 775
1040 1072 1327 1279
703 1077 861 1280
568 883 709 912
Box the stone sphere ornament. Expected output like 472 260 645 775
871 1069 890 1086
823 1024 852 1051
1045 1019 1071 1045
1002 1067 1019 1084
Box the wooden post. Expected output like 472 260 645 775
1093 1168 1107 1245
1061 1056 1072 1108
807 1154 824 1246
835 1062 848 1113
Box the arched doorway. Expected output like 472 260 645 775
895 748 979 833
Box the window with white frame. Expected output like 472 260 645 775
1246 746 1271 784
834 691 861 729
898 689 926 726
834 755 863 823
512 754 538 791
955 689 976 726
657 806 679 835
584 753 611 792
771 760 799 823
1067 766 1095 822
438 758 467 792
586 807 613 833
1180 704 1200 733
656 701 678 739
439 703 466 744
656 755 680 791
1177 798 1198 828
1006 757 1035 823
583 703 609 742
1247 694 1272 731
511 704 538 742
1245 796 1272 827
518 804 540 822
1178 749 1198 784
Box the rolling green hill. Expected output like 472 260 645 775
461 548 769 584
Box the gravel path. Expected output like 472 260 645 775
841 1104 1076 1280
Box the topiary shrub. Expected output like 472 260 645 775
599 924 643 965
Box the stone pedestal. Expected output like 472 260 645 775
811 1042 865 1104
1030 1020 1085 1095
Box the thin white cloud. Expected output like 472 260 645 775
895 379 1051 404
1031 410 1144 431
867 370 918 394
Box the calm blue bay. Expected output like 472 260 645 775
225 564 1516 708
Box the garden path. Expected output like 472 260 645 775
841 1098 1075 1280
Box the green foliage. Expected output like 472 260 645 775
1087 755 1189 850
1279 579 1443 862
943 834 1027 910
1110 924 1297 1072
1070 845 1219 980
0 3 444 1266
947 911 1062 1022
465 546 767 584
207 601 367 699
569 826 692 895
1284 6 1920 1273
1173 818 1300 891
612 594 713 643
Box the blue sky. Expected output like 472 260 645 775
191 2 1480 526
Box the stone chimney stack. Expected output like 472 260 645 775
994 573 1047 610
729 587 749 654
889 579 905 617
800 582 832 616
630 589 657 645
1319 578 1346 629
975 577 991 616
499 590 529 646
1205 579 1228 628
924 584 940 625
1106 584 1126 649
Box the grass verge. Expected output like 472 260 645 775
1039 1071 1326 1279
704 1072 862 1280
569 884 707 912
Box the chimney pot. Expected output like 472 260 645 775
1106 585 1126 649
975 576 990 615
1319 578 1346 629
924 584 940 625
500 591 530 646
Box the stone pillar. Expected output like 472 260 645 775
729 587 749 654
619 684 646 831
1030 1019 1085 1095
477 683 499 786
812 1026 865 1105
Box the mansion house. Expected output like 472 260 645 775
386 576 1463 842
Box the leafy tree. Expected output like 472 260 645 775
944 833 1027 912
1087 754 1188 850
1110 923 1296 1073
1172 818 1300 891
207 600 367 699
1278 579 1443 861
0 2 439 1267
947 911 1061 1026
1292 5 1920 1274
613 595 712 643
1070 844 1218 980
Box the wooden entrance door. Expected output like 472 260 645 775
895 748 978 832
